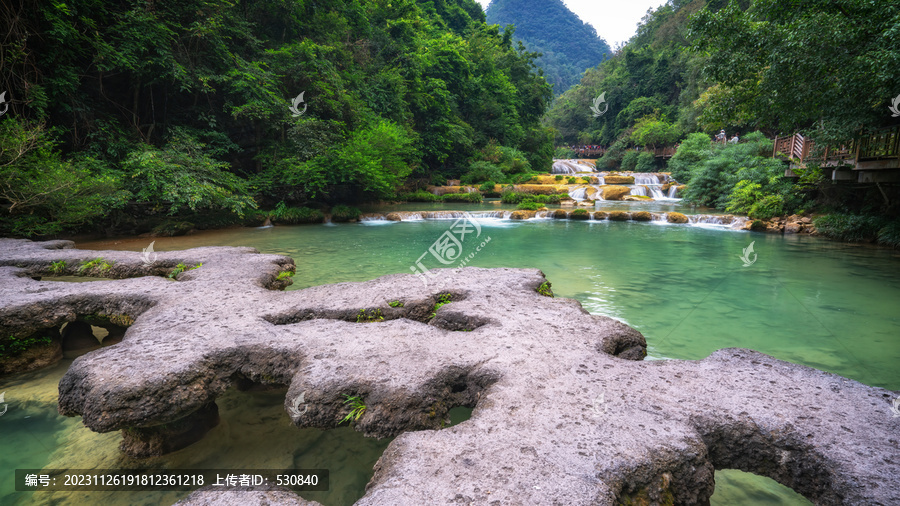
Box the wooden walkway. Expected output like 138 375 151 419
774 126 900 182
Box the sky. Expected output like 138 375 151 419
475 0 665 47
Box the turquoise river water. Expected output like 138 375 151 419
2 202 898 505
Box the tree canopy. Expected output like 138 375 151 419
0 0 554 236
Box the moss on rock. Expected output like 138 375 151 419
667 212 689 224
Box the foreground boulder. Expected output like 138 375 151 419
0 238 898 505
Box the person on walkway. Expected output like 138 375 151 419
715 130 726 143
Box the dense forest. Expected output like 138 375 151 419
545 0 900 246
485 0 610 94
0 0 553 236
2 0 899 245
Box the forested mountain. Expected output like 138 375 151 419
545 0 900 245
486 0 611 94
0 0 553 236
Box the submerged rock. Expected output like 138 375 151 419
667 212 689 224
0 238 898 505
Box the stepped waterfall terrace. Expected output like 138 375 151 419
1 216 899 506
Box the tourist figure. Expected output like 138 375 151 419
729 134 739 144
715 130 726 143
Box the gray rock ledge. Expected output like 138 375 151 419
0 238 897 505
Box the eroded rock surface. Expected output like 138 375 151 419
0 238 898 505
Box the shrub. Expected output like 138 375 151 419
397 190 440 202
441 192 483 203
813 214 884 242
479 181 497 193
331 205 361 222
510 172 539 184
877 221 900 248
554 175 564 181
620 150 640 171
554 147 576 159
461 161 504 184
500 191 528 204
748 195 784 220
517 201 544 211
269 204 324 224
567 177 577 184
536 281 553 297
635 152 656 172
570 209 590 220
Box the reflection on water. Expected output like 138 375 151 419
4 217 898 505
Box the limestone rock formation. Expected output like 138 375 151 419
601 185 632 201
667 212 689 224
1 239 898 505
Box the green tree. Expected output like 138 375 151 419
0 119 126 236
122 129 255 215
689 0 900 143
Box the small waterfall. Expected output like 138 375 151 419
648 187 665 199
569 187 587 201
633 174 661 185
629 186 648 197
596 176 605 185
687 215 748 229
552 160 596 175
667 186 678 198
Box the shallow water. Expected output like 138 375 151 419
4 212 899 505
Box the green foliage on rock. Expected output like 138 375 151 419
441 192 483 203
269 203 324 224
0 334 54 359
516 201 543 211
397 191 440 202
330 205 361 222
814 215 900 247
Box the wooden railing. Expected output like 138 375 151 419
857 125 900 161
774 126 900 168
651 146 677 158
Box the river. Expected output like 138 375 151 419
2 201 898 505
